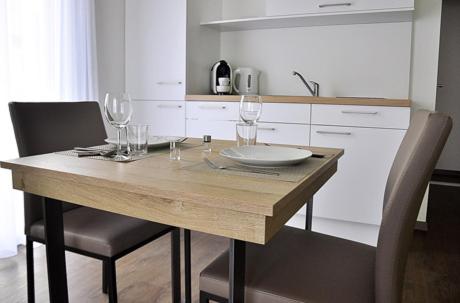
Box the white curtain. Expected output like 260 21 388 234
0 0 98 258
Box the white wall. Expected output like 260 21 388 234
95 0 125 136
221 23 413 98
186 0 222 95
222 0 265 19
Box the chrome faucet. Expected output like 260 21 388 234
292 71 319 97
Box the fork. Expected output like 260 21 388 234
203 158 280 176
75 149 118 158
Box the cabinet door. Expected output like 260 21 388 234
259 103 310 124
131 101 185 136
126 0 186 101
186 120 236 140
266 0 414 16
311 125 405 225
257 123 310 146
186 102 239 121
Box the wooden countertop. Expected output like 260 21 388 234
185 95 411 107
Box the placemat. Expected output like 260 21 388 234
55 143 203 163
181 155 331 182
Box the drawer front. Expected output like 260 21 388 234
312 104 410 129
131 101 185 136
186 102 239 121
311 125 406 225
186 120 236 140
266 0 414 16
259 103 310 124
257 123 310 146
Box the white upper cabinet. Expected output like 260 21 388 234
266 0 414 17
131 101 186 137
126 0 186 101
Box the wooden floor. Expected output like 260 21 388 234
0 184 459 302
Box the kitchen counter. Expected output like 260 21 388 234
185 95 411 107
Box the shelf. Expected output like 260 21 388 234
200 8 414 32
185 95 411 107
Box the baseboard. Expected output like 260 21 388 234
415 221 428 232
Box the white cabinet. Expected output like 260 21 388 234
259 103 310 124
186 101 311 144
311 125 406 225
257 123 310 145
125 0 186 101
186 101 239 140
284 104 411 245
131 101 185 136
186 102 239 121
186 120 236 140
266 0 414 17
312 104 410 129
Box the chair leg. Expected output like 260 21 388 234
107 259 117 303
200 291 209 303
171 228 181 303
102 260 108 294
184 229 192 303
200 291 228 303
26 238 35 303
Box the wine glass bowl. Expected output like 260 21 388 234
104 92 133 161
239 95 262 125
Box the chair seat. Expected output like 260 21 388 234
200 226 376 303
30 206 172 257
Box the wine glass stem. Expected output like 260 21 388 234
117 128 122 156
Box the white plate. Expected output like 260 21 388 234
105 136 184 148
219 146 312 167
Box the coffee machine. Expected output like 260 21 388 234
211 60 232 95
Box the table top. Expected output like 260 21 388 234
1 139 343 244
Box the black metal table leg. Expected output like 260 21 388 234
305 198 313 231
171 228 181 303
184 229 192 303
229 239 246 303
43 198 69 303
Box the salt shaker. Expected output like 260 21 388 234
202 135 212 157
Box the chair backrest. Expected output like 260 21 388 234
8 101 108 234
375 110 452 303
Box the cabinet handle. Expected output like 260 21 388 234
258 127 277 131
341 110 378 115
318 2 352 8
198 105 227 110
316 130 352 136
156 81 183 85
157 104 183 109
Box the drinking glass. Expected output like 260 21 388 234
104 92 133 161
127 125 149 155
170 140 181 161
240 95 262 125
236 122 258 147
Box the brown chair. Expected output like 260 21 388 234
9 101 180 303
199 110 452 303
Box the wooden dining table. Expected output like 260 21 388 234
0 138 343 303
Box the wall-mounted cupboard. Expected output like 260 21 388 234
202 0 414 31
126 0 186 101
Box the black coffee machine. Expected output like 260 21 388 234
211 60 233 95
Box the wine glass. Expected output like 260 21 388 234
104 92 133 161
240 95 262 125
